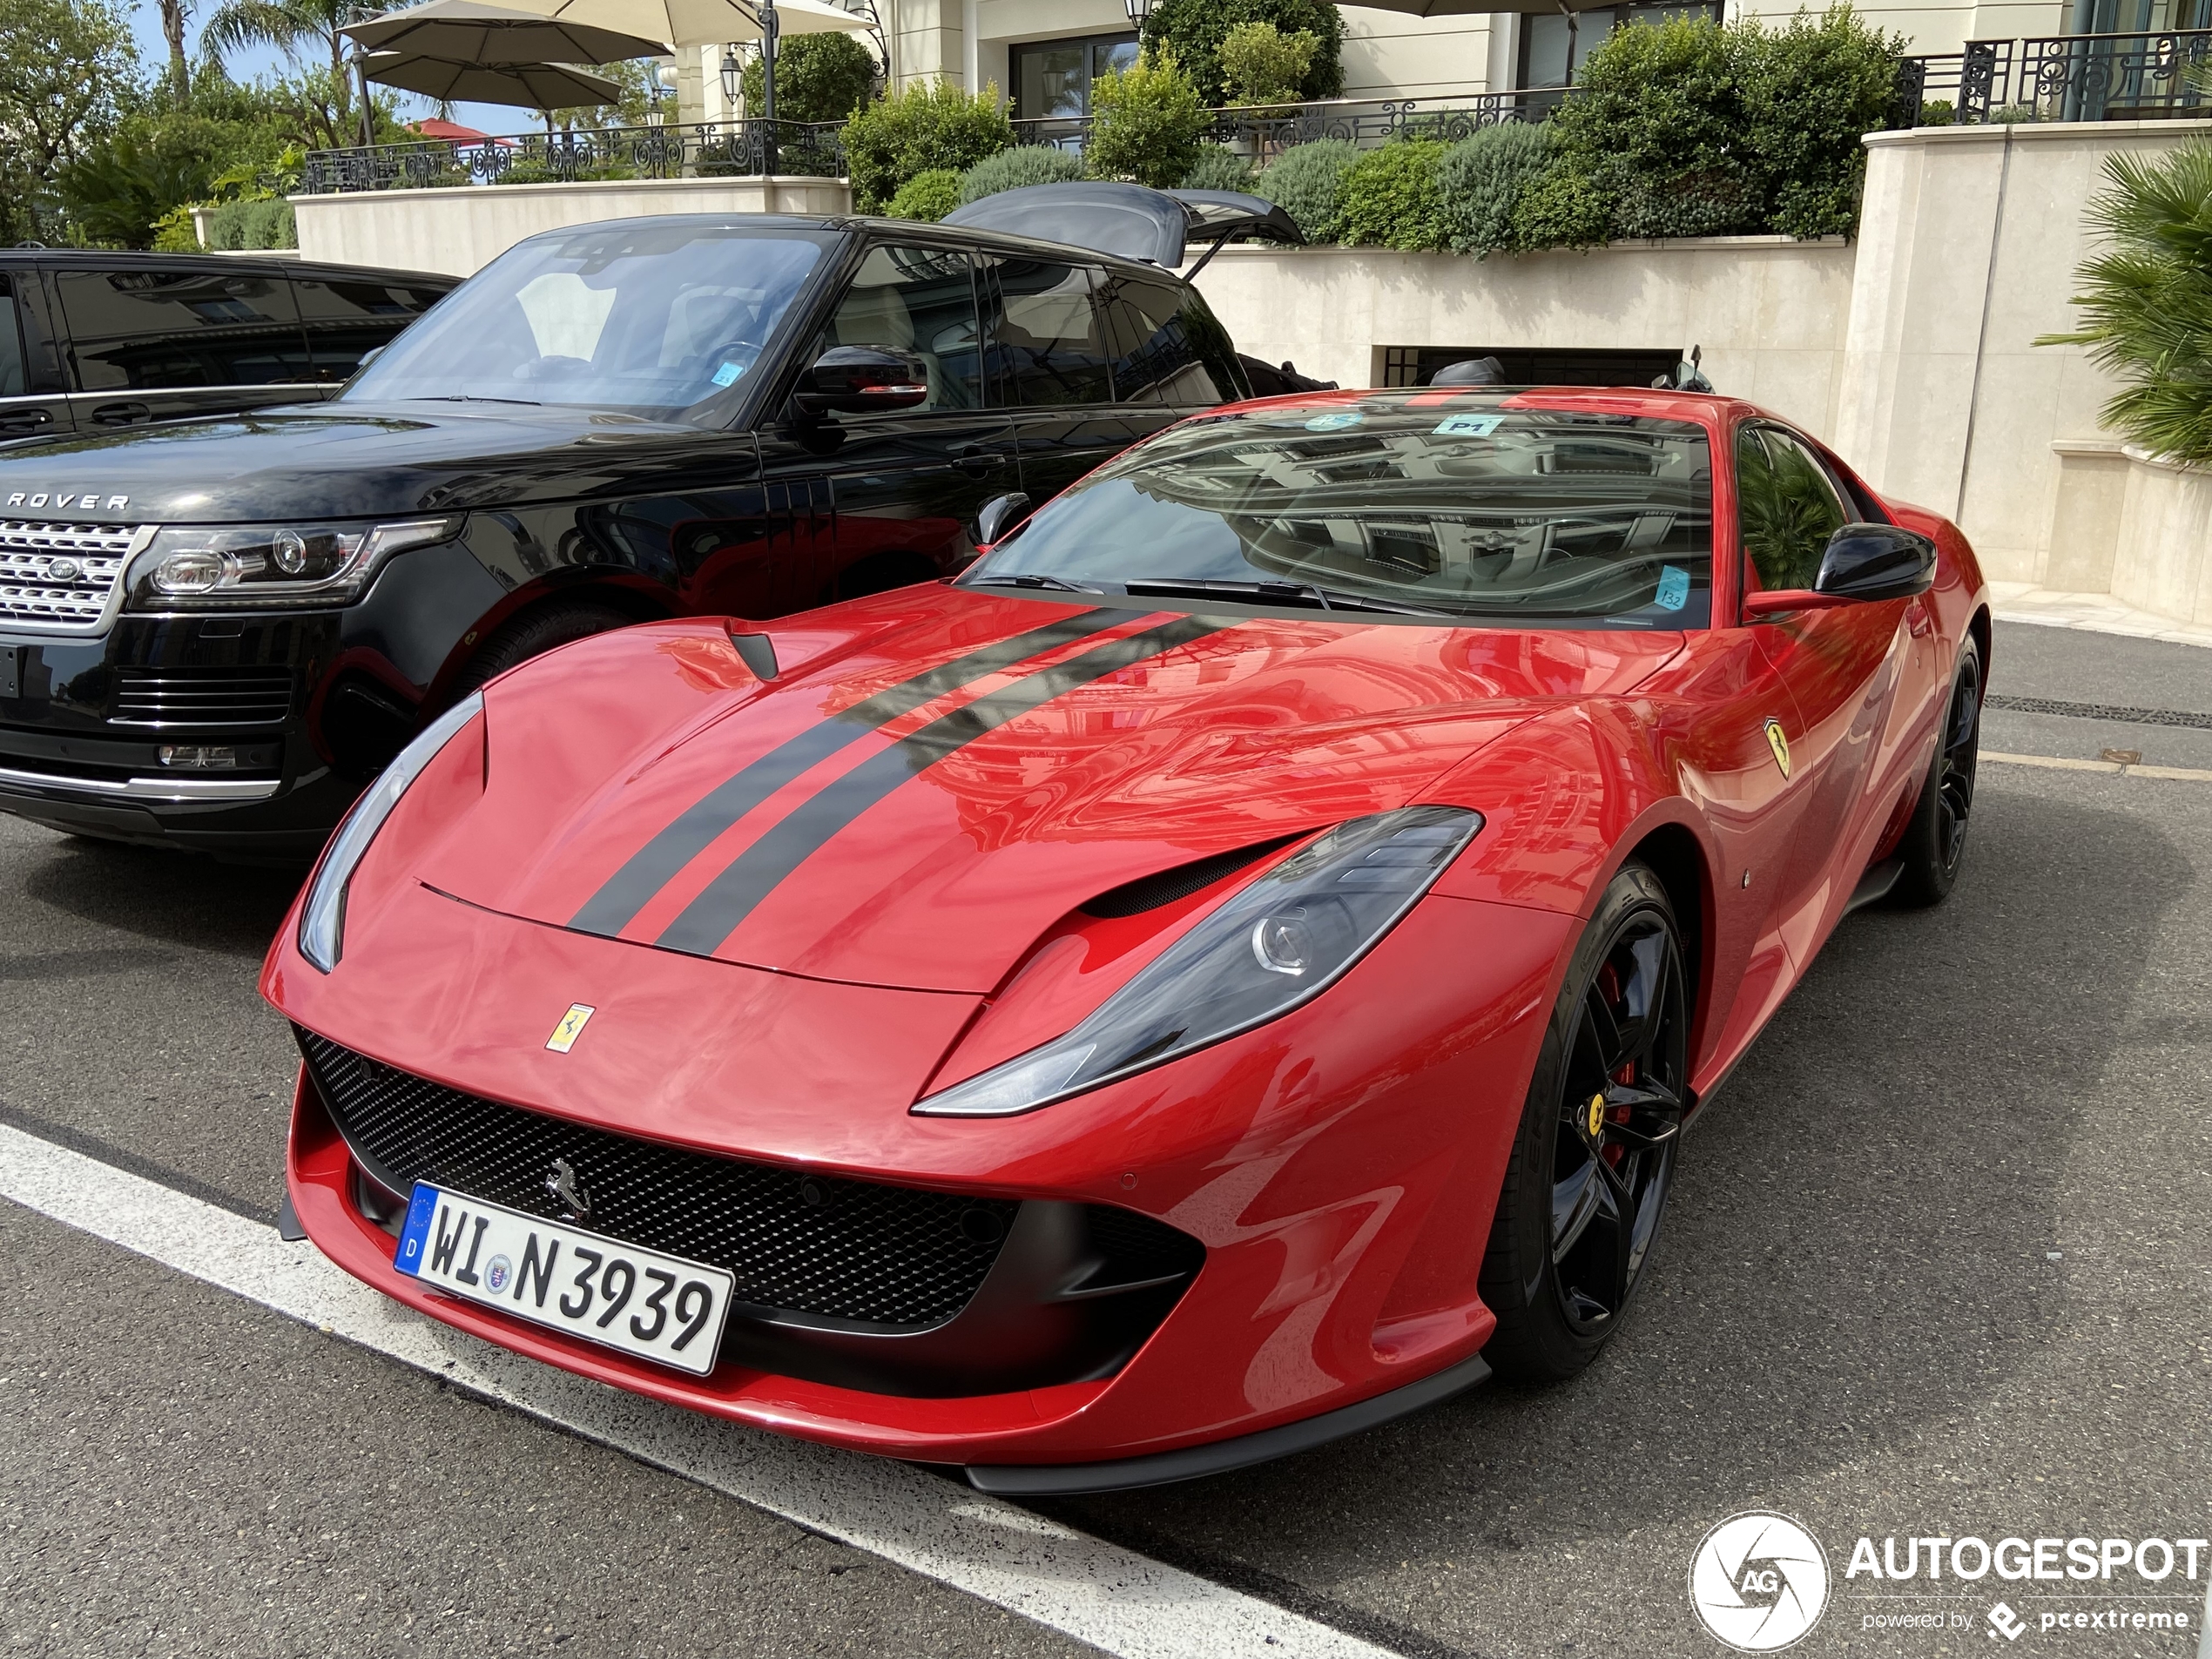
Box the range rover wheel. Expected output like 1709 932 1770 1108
1479 861 1689 1383
456 601 637 692
1887 634 1982 908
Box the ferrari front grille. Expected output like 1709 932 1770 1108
0 520 140 633
296 1028 1019 1329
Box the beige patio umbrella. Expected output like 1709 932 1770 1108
346 1 670 65
486 0 873 51
362 51 627 107
1345 0 1622 65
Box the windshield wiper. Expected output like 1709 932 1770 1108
1120 577 1448 617
408 395 543 407
964 572 1099 592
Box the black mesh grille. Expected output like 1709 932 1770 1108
298 1028 1018 1329
113 665 293 727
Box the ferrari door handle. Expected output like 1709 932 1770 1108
952 445 1005 479
90 401 151 427
1905 599 1933 637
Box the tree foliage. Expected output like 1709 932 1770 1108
1740 7 1912 239
1139 0 1341 107
841 78 1011 212
738 32 879 125
2036 142 2212 465
0 0 138 241
1084 48 1207 190
886 166 961 221
1338 140 1451 251
1217 21 1318 105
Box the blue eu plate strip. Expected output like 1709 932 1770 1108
395 1182 440 1277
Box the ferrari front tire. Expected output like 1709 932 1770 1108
1887 635 1982 909
1479 862 1689 1384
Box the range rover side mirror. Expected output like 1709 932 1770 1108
793 346 929 415
974 491 1031 549
1741 523 1936 618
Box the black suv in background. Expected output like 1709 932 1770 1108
0 192 1286 859
0 251 453 439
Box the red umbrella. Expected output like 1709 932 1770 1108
410 117 518 144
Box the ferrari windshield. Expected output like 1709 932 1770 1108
343 223 827 421
966 399 1714 626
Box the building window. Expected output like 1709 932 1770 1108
1011 33 1138 123
1517 2 1721 90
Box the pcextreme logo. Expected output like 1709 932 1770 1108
1689 1513 1832 1651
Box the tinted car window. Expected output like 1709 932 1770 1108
0 276 26 398
293 274 449 381
1737 425 1847 592
986 259 1114 407
346 224 826 419
818 244 983 412
967 401 1713 627
57 267 308 390
1101 273 1235 406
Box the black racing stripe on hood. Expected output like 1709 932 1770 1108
569 609 1123 938
653 615 1231 961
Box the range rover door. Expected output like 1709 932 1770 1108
54 262 320 428
762 241 1017 603
980 254 1157 506
0 273 73 439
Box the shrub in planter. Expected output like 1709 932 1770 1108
887 166 962 220
958 144 1082 203
1438 120 1552 256
2035 141 2212 465
1739 6 1908 239
1917 98 1955 125
1218 21 1318 105
206 195 295 249
1510 160 1611 250
737 32 880 124
1253 137 1357 241
1140 0 1342 107
1337 139 1450 250
844 78 1014 212
1180 143 1257 191
1085 49 1208 190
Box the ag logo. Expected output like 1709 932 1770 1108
1689 1512 1831 1651
1764 718 1792 779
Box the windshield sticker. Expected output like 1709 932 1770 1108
1433 413 1505 438
1303 411 1365 432
711 361 746 388
1656 564 1690 610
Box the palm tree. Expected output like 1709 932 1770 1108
158 0 192 107
199 0 357 88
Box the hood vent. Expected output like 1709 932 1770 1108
1082 834 1304 920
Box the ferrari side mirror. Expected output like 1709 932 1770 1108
974 491 1031 549
1814 523 1937 602
794 346 929 415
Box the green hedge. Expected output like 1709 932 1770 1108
958 144 1082 203
1338 140 1450 251
205 196 295 248
1084 49 1208 189
1438 122 1553 257
1180 143 1257 192
1252 137 1356 242
1139 0 1342 107
843 79 1013 212
886 166 962 221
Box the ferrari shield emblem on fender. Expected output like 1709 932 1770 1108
1764 718 1792 779
546 1003 596 1053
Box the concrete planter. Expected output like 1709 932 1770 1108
2113 446 2212 627
291 173 853 278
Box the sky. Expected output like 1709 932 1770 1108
125 0 584 141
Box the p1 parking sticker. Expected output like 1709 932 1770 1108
1433 413 1504 437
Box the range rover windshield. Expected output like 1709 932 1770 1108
343 223 827 421
964 399 1715 627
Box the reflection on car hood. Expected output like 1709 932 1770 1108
414 589 1687 995
0 402 738 522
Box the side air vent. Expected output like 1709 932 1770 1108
1082 834 1302 919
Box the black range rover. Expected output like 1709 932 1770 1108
0 192 1290 859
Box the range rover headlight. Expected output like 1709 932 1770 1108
911 806 1482 1119
298 691 484 974
126 517 460 610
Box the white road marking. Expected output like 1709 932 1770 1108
0 1124 1398 1659
1983 750 2212 782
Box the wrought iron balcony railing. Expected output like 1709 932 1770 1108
1904 28 2212 124
300 118 846 195
1008 91 1573 162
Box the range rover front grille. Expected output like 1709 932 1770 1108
113 665 293 727
0 520 141 632
297 1029 1021 1330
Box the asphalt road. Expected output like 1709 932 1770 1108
2 617 2207 1659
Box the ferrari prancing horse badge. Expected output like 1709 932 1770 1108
1764 718 1791 779
546 1003 596 1053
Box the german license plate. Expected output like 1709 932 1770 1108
394 1183 733 1376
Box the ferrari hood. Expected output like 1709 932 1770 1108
418 594 1684 993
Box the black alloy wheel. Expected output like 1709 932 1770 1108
1480 862 1689 1382
1890 634 1982 907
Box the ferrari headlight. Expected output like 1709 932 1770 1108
297 691 484 973
912 806 1482 1118
125 517 459 610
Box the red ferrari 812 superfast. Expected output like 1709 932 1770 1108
264 388 1988 1493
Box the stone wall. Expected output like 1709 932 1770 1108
292 175 853 280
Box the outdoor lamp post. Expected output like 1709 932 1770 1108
719 47 739 103
1122 0 1154 24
